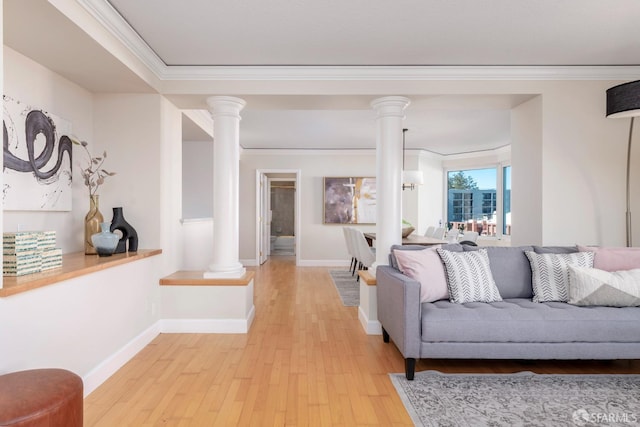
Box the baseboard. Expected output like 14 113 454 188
82 321 161 397
240 259 259 266
358 306 382 335
159 305 256 333
297 259 351 267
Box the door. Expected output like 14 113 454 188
259 173 270 264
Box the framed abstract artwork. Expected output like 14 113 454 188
3 95 73 211
323 176 376 224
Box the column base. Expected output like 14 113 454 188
203 262 246 279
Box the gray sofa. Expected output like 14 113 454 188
376 244 640 380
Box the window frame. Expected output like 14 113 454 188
444 161 511 241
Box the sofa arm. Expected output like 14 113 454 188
376 265 422 359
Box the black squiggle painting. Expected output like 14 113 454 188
3 95 73 211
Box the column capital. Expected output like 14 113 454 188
370 96 411 118
206 96 247 119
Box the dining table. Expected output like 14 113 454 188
363 232 447 247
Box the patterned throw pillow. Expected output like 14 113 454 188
525 251 594 302
567 265 640 306
436 248 502 304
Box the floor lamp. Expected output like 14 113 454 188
606 80 640 247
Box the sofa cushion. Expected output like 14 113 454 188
463 246 534 298
421 298 640 343
437 248 502 303
567 265 640 307
393 246 449 303
389 243 462 270
577 245 640 271
525 251 594 302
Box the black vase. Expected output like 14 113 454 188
110 207 139 253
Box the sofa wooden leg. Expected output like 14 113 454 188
405 358 416 380
382 327 390 343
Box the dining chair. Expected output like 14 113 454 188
347 227 360 276
461 230 479 243
342 227 357 275
352 229 376 281
446 228 460 243
432 227 446 240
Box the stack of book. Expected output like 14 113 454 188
3 231 63 276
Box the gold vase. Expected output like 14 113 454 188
85 195 104 255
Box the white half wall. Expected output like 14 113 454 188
0 255 163 395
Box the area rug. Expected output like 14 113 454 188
390 370 640 427
329 270 359 306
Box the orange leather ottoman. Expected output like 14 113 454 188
0 368 83 427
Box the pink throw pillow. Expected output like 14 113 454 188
578 245 640 271
393 246 449 302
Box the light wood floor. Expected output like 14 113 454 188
84 256 640 426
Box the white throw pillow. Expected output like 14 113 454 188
436 248 502 304
567 265 640 307
525 251 594 302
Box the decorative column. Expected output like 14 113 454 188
370 96 410 271
204 96 246 279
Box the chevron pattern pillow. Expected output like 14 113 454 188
437 248 502 303
525 251 594 302
567 265 640 306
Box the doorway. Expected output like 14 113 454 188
256 169 301 265
270 179 296 256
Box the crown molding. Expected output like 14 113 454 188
77 0 166 77
79 0 640 82
241 148 377 156
161 65 640 81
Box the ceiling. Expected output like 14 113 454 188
108 0 639 67
5 1 640 154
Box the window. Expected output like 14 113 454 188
446 166 510 238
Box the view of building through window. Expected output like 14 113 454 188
503 166 511 236
447 166 510 238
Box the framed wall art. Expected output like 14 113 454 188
3 95 73 211
323 176 376 224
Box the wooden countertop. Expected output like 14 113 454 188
1 249 162 297
358 270 376 285
160 270 255 286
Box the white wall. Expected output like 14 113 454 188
182 140 213 219
3 47 93 253
417 151 444 234
539 81 631 246
1 44 181 395
511 95 542 246
239 150 380 264
160 97 185 276
93 94 163 249
400 151 421 232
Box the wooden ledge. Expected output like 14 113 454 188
1 249 162 298
160 270 255 286
358 270 376 285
